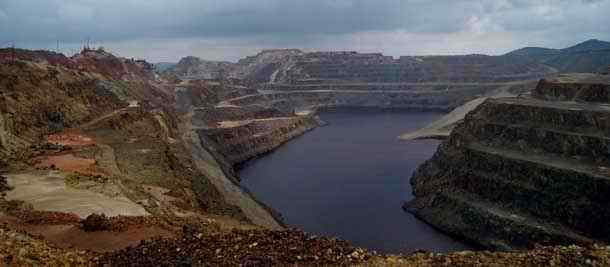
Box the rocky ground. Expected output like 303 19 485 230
94 227 370 266
2 213 610 266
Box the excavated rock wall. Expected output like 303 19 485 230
283 54 553 84
228 89 491 113
533 79 610 102
406 88 610 250
168 50 555 85
198 116 320 166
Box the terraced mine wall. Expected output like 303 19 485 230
406 78 610 250
258 82 512 92
533 79 610 102
197 115 320 166
228 88 499 113
293 58 551 83
168 50 556 85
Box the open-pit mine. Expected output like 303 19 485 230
2 39 610 265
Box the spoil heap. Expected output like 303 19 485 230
406 74 610 250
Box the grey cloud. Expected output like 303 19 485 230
0 0 609 60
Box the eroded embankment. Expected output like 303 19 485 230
406 76 610 250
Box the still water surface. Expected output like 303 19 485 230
240 110 469 253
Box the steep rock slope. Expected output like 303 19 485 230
406 74 610 250
0 60 124 159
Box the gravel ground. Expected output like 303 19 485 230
375 245 610 266
94 226 371 266
0 223 92 266
1 214 610 266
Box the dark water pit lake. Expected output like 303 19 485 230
240 110 470 254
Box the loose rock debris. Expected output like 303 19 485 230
95 227 372 266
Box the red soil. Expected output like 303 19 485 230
37 130 106 175
35 153 105 177
46 129 96 147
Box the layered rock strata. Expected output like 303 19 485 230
406 76 610 250
225 89 487 113
196 115 320 166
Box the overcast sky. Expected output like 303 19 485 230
1 0 609 62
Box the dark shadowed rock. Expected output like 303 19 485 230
81 214 112 232
0 175 11 194
47 111 65 133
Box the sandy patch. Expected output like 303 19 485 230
4 171 149 218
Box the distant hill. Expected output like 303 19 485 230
505 39 610 73
561 39 610 53
504 47 559 61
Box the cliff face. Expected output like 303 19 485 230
406 75 610 250
197 116 320 166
